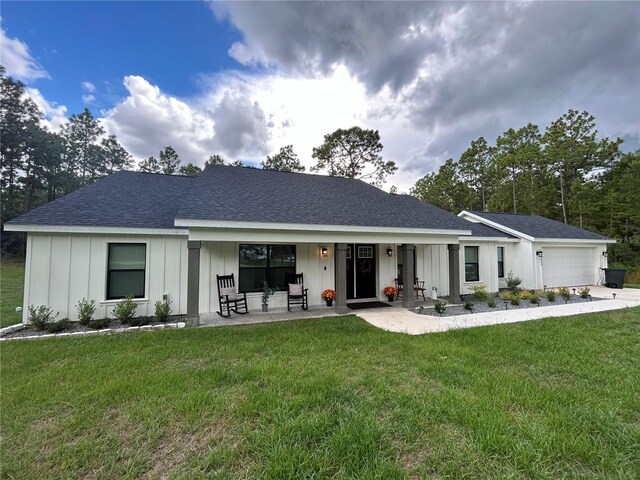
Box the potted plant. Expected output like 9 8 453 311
321 289 336 306
262 281 277 312
383 286 397 301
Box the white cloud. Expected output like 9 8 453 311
81 81 96 93
0 26 50 82
82 94 95 105
25 87 68 131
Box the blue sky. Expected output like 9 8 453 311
2 1 243 114
1 1 638 191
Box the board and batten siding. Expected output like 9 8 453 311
23 233 188 323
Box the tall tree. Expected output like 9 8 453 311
458 137 495 212
101 135 133 173
410 159 471 213
138 156 160 173
61 108 106 185
311 127 397 186
206 154 225 165
542 110 622 224
261 145 306 172
178 163 202 177
158 146 180 174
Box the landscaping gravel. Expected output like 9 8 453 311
1 315 185 339
416 295 605 317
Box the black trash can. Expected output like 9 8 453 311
603 268 626 288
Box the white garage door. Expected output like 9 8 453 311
542 247 595 288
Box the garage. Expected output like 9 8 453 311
542 247 595 288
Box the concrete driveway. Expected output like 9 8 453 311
356 286 640 335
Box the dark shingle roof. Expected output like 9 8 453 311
6 171 195 229
176 165 472 230
468 211 610 240
464 221 516 238
7 167 472 232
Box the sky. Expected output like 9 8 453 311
1 1 639 192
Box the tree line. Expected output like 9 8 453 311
410 110 639 269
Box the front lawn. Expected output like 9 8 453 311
0 259 25 328
2 309 639 479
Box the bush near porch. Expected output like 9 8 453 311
2 308 639 479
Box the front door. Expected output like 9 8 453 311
346 244 377 299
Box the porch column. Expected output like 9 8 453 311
186 240 201 326
402 244 415 309
448 243 461 304
335 243 348 314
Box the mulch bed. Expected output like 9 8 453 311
2 315 185 339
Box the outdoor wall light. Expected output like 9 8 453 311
321 246 328 258
386 247 393 257
602 251 608 257
536 250 543 258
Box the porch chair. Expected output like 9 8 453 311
285 273 308 311
414 278 427 300
216 273 248 318
394 277 404 300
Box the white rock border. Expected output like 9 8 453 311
0 322 186 342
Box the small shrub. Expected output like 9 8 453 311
529 294 540 304
519 290 531 300
510 295 521 306
112 295 137 324
88 318 111 330
45 318 71 333
578 287 590 299
154 299 172 322
558 286 571 301
468 283 489 301
76 298 96 326
463 301 474 311
499 292 512 301
28 305 58 331
434 300 447 316
487 297 497 308
546 290 557 302
505 270 523 291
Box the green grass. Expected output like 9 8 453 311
1 259 25 328
2 309 640 479
624 283 640 289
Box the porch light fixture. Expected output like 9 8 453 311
602 251 608 257
321 246 328 258
536 250 543 258
386 247 393 257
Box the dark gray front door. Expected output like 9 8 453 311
346 244 376 299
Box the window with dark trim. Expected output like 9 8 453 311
497 247 505 278
107 243 146 299
464 246 479 282
239 244 296 292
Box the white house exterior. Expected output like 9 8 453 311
5 166 614 325
457 210 614 294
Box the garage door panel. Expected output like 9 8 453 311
542 248 594 288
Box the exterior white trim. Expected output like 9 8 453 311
458 211 535 241
176 218 471 236
459 236 519 243
4 224 189 236
535 238 616 244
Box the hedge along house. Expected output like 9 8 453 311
5 165 474 324
457 210 614 294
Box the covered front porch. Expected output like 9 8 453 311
182 226 464 325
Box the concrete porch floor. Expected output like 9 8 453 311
197 286 640 335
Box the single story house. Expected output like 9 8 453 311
457 210 614 293
5 165 613 324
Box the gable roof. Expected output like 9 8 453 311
6 166 472 233
5 171 195 230
462 211 611 241
463 221 516 239
175 165 472 231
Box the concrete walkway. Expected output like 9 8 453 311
356 286 640 335
196 286 639 336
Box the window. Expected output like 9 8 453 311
465 246 479 282
107 243 146 299
239 245 296 292
497 247 505 278
358 246 373 258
